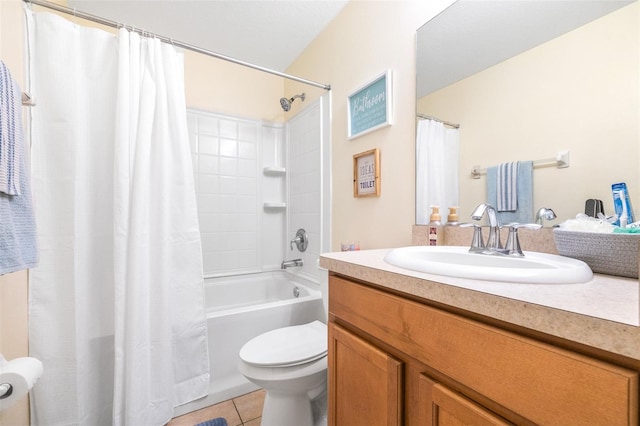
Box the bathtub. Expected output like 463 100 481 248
174 270 325 416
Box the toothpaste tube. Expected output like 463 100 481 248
612 182 634 227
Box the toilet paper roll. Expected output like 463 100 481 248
0 356 44 411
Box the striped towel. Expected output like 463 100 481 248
496 161 519 212
0 61 38 275
195 418 227 426
0 61 22 196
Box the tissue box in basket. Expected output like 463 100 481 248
553 229 640 278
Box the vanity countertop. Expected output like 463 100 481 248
320 248 640 361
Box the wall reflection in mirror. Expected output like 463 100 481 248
416 0 639 226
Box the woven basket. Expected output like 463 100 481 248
553 229 640 278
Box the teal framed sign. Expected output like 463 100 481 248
347 70 393 139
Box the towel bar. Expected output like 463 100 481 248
471 150 569 179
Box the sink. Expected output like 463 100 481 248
383 246 593 284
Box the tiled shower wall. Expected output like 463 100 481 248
287 101 324 283
188 110 267 276
187 100 328 280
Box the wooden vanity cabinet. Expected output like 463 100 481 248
328 274 639 426
419 375 511 426
328 322 403 425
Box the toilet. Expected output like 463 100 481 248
238 320 328 426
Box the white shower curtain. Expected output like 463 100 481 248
27 11 209 425
416 118 459 224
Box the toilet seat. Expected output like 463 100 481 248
239 320 327 367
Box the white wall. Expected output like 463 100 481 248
187 110 262 276
261 123 287 270
286 97 328 283
188 100 328 280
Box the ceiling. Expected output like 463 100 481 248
66 0 349 73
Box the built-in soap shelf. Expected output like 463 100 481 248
263 167 286 209
263 167 286 175
263 202 286 209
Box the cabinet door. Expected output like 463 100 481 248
328 322 403 426
419 375 512 426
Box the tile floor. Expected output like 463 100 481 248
167 389 265 426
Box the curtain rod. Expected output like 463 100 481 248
23 0 331 91
416 113 460 129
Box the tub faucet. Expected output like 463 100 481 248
281 258 303 269
471 203 502 252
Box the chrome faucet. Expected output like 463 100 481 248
471 203 502 251
535 207 557 226
290 228 308 252
469 203 542 257
281 258 303 269
459 223 484 253
503 223 542 256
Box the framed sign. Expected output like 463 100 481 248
353 149 380 197
347 70 393 139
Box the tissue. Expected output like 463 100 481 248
557 213 616 233
0 353 43 411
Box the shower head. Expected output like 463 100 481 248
279 93 306 112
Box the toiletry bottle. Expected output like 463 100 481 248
446 206 460 226
612 182 634 227
428 206 443 246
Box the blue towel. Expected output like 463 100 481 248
487 161 533 224
496 162 518 211
0 61 22 196
195 418 227 426
0 61 38 275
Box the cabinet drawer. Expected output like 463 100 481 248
330 276 639 425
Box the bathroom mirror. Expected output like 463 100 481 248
416 0 639 224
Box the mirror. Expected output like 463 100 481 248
416 0 639 224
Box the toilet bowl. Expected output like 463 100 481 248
238 320 328 426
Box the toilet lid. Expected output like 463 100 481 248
239 320 327 367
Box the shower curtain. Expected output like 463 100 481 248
26 10 209 425
416 118 459 224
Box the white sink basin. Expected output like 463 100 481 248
383 246 593 284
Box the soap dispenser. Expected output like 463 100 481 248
428 206 443 246
446 206 460 226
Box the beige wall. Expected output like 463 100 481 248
184 51 286 121
418 3 640 222
0 0 30 424
286 0 454 251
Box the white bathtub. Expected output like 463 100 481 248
174 271 325 416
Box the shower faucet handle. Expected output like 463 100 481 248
290 228 308 252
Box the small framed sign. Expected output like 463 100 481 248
353 149 380 197
347 70 393 139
